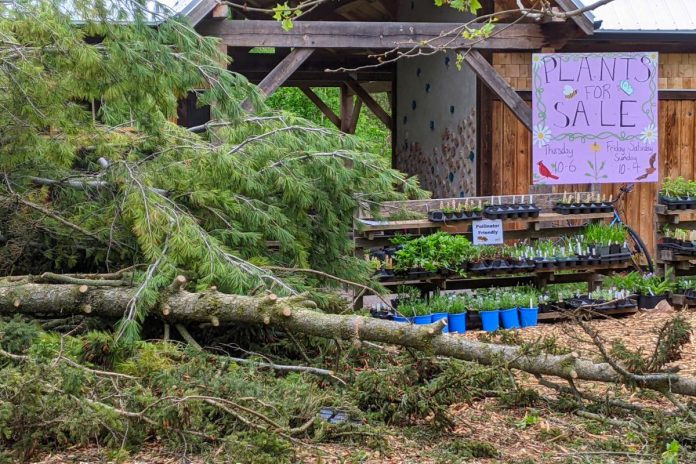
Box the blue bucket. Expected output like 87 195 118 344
413 314 431 325
480 310 500 332
448 313 466 333
519 307 539 327
431 312 449 333
393 315 409 323
500 307 520 329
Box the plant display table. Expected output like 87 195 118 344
655 205 696 277
355 193 636 317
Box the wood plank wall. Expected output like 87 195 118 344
490 99 696 254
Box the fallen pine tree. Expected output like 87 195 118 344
2 278 696 398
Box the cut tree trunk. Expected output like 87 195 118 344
1 282 696 396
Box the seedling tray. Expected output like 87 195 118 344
553 202 614 215
483 203 540 220
427 210 483 222
659 195 696 210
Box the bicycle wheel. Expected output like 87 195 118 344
624 223 655 274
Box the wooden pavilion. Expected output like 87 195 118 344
178 0 696 253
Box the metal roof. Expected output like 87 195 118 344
578 0 696 32
46 0 216 25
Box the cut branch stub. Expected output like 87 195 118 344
171 275 187 292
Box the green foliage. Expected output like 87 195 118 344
0 319 347 461
0 0 425 340
353 357 512 430
266 87 391 159
582 223 627 246
393 232 473 273
611 316 692 374
662 177 696 199
662 439 681 464
0 316 42 354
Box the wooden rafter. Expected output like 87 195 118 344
198 20 547 50
463 50 532 131
299 86 341 129
345 77 391 129
554 0 596 36
255 48 315 97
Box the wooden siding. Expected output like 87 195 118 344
490 100 696 254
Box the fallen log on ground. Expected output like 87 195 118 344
1 281 695 396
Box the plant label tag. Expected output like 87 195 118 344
472 220 503 245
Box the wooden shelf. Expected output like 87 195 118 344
655 204 696 276
354 211 614 247
377 262 631 291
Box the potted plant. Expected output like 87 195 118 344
635 275 675 309
461 199 484 219
581 223 628 259
518 290 539 328
479 295 500 332
399 299 431 324
429 295 450 333
660 177 696 210
554 192 613 215
498 293 520 329
393 232 473 277
447 296 467 334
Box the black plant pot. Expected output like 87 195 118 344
467 312 482 329
427 210 445 222
637 293 668 309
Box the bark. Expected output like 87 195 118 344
2 282 696 397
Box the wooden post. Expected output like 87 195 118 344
340 84 354 133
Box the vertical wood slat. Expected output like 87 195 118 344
491 101 504 196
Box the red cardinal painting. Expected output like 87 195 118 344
635 153 657 180
537 161 559 180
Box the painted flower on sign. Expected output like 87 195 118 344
533 123 551 147
640 124 657 144
532 54 543 71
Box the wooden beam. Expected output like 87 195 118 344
256 48 315 97
345 77 392 129
463 50 531 132
199 20 547 50
211 3 229 18
186 0 218 26
554 0 596 36
299 86 341 129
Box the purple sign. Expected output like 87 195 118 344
532 52 659 184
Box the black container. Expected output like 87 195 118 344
467 311 482 329
376 269 395 280
553 202 614 215
659 195 696 211
637 293 668 309
484 203 540 220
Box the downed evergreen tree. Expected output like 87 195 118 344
0 0 423 341
1 0 696 461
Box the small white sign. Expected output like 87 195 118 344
472 219 503 245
